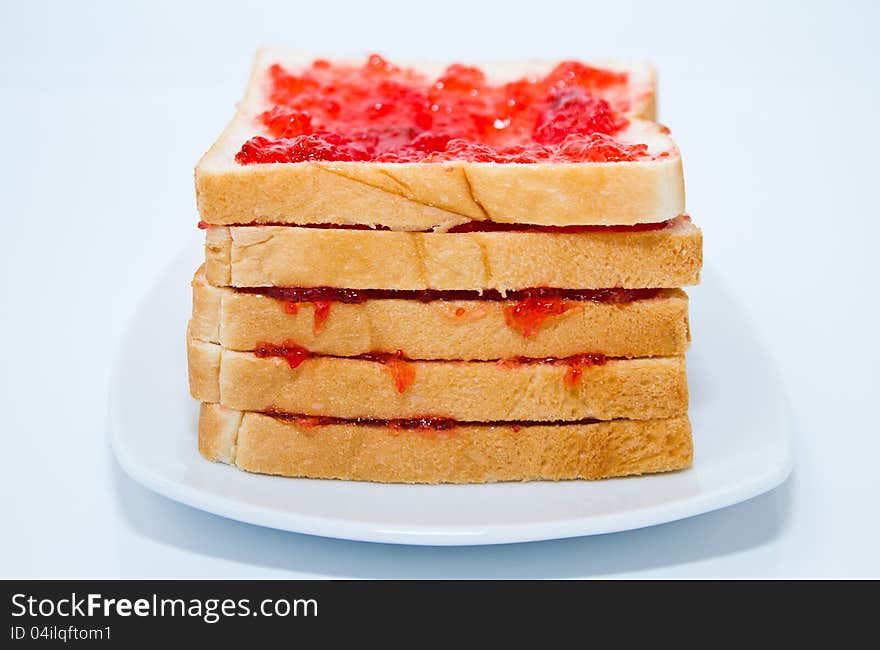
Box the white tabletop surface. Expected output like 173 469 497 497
2 0 877 579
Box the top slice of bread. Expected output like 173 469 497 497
195 49 684 230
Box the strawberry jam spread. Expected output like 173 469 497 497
238 287 663 339
271 413 460 432
562 353 608 387
444 219 671 234
310 300 332 332
236 55 657 164
252 343 606 389
254 341 310 369
236 286 663 305
503 293 575 337
254 344 416 393
262 409 601 431
199 216 678 232
359 350 416 393
497 353 607 386
280 300 332 333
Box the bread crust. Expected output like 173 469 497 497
188 335 687 421
199 404 692 483
192 269 690 359
186 324 221 403
198 403 242 464
204 218 702 290
194 50 682 229
196 154 685 230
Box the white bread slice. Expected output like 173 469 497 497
204 217 702 290
187 332 688 422
195 49 682 229
199 404 692 483
191 267 691 359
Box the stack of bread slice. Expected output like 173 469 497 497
188 49 702 483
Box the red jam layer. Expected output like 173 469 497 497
241 287 664 340
200 217 676 233
496 353 607 387
359 350 416 393
236 286 664 305
254 340 311 369
251 343 606 392
445 220 671 233
236 55 658 164
282 300 332 333
503 295 574 338
262 409 601 431
244 288 661 340
254 346 608 367
253 343 417 393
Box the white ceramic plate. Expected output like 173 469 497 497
110 246 793 546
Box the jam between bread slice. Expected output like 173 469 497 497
191 271 691 361
250 341 610 393
260 409 603 432
198 217 676 233
188 342 688 422
199 403 694 482
244 288 663 338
